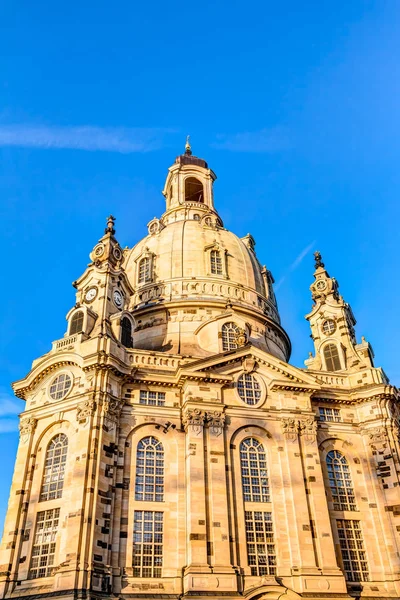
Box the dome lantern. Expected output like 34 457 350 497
162 139 218 222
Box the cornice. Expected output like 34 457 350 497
13 359 80 400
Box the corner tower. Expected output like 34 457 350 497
305 251 376 373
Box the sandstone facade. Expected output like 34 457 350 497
1 144 399 600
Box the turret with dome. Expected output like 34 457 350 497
1 144 400 600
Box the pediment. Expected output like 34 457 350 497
176 345 321 392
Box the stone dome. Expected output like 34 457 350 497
122 147 291 361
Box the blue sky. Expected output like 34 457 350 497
0 1 399 527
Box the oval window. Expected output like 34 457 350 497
49 373 73 400
237 373 262 405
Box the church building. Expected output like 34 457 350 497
1 143 400 600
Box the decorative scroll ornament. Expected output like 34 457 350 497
76 399 96 423
242 357 257 374
206 411 225 436
182 408 206 435
234 328 247 348
19 417 38 440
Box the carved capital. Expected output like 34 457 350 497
19 417 38 439
206 411 225 436
76 399 96 423
299 416 318 442
103 398 124 422
182 408 206 435
367 426 388 446
281 417 299 441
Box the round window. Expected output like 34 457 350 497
322 319 336 335
237 373 262 405
49 373 73 400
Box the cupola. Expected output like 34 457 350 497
161 137 220 225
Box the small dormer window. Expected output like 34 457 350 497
121 317 133 348
185 177 203 203
324 343 341 371
193 214 200 221
138 257 152 284
69 311 84 335
210 250 223 275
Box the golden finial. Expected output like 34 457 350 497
185 135 192 155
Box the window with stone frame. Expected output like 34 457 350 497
69 311 84 335
240 438 270 503
210 249 223 275
132 511 163 578
319 407 341 422
139 390 165 406
221 322 240 351
324 343 342 371
245 511 276 576
237 373 262 405
40 434 68 502
135 437 164 502
138 257 152 284
336 519 369 581
28 508 60 579
326 450 357 511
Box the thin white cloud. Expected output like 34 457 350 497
0 420 19 433
275 240 316 291
0 390 23 434
0 392 22 417
212 127 290 152
0 124 173 153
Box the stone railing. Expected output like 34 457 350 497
52 334 78 351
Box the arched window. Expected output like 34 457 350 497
210 249 223 275
222 322 240 351
121 317 133 348
69 311 84 335
40 434 68 502
185 177 203 202
326 450 357 511
240 438 269 502
138 257 152 284
324 343 341 371
135 437 164 502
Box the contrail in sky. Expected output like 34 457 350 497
0 124 172 153
275 240 316 291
